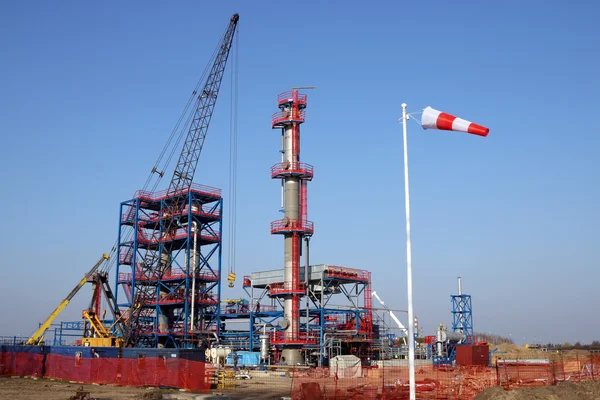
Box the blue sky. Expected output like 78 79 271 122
0 1 598 345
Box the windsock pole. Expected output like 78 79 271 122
401 103 416 400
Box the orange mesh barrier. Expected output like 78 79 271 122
291 355 599 399
292 364 497 399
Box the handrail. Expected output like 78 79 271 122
277 90 307 105
271 110 306 126
326 266 369 281
270 331 317 344
269 282 306 295
134 182 222 202
118 271 218 282
270 161 314 176
270 219 314 234
137 228 220 244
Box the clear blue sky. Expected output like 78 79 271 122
0 1 598 345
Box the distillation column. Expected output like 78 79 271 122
270 90 314 364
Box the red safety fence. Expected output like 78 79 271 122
3 348 598 398
0 351 44 378
1 351 210 392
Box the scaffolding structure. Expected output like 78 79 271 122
216 264 373 365
451 292 474 345
115 184 223 348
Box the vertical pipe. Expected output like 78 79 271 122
190 222 198 332
401 103 416 400
216 198 224 335
458 277 462 296
281 130 284 210
305 237 310 337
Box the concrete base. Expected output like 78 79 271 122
280 348 304 365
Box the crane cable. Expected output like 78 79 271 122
99 35 225 274
227 28 239 288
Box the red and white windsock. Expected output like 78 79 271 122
421 106 489 137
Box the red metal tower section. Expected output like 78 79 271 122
270 89 314 345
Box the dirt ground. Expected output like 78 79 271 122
0 376 292 400
473 380 600 400
491 344 591 361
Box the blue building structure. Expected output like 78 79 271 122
115 183 223 348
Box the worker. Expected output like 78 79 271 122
255 303 261 313
233 352 239 371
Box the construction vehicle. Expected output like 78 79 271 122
81 309 124 347
80 270 129 348
25 254 110 345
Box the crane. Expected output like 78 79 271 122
125 14 239 347
25 254 109 345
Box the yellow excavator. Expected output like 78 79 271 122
25 254 110 346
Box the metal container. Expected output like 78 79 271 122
259 334 270 362
455 344 489 366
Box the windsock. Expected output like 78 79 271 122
421 106 489 137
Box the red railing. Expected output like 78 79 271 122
119 272 132 282
269 282 306 296
270 161 314 178
137 228 220 244
118 271 218 283
271 110 306 126
158 295 218 306
138 207 221 226
325 266 369 281
119 249 134 264
270 330 317 345
270 219 314 234
134 182 222 202
277 90 307 106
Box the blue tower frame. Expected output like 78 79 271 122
115 184 223 348
451 293 474 344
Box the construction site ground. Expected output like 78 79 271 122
474 380 600 399
0 376 290 400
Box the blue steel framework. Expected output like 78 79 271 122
451 292 474 344
429 290 475 364
115 184 223 348
218 267 373 366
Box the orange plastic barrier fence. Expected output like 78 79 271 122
291 356 599 400
292 364 497 399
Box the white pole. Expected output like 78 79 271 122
401 103 416 400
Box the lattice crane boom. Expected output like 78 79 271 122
168 13 239 197
125 14 239 347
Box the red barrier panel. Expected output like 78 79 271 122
0 351 44 378
0 351 208 392
44 354 208 391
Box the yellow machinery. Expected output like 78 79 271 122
25 254 110 345
81 309 124 348
227 272 236 288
